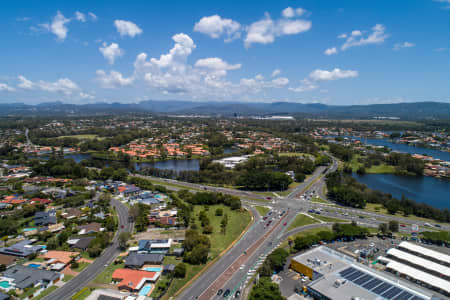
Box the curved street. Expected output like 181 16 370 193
42 198 132 300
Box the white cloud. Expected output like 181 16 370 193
324 47 337 55
282 7 306 18
0 83 15 92
88 12 98 21
17 75 79 94
18 75 34 89
75 11 86 22
289 79 318 92
193 15 241 41
271 77 289 87
338 33 347 39
114 20 143 38
96 70 134 88
244 12 311 47
195 57 241 72
38 78 79 94
309 68 358 81
40 11 70 40
79 92 95 100
271 69 281 77
435 47 447 52
341 24 388 50
393 41 415 51
99 42 124 64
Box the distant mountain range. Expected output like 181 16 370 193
0 100 449 120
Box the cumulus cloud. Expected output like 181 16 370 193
79 92 95 99
0 83 15 92
271 69 281 77
114 20 143 38
99 42 124 64
17 75 79 94
195 57 241 71
18 75 34 89
393 41 415 51
244 11 311 47
40 11 70 40
194 15 241 41
271 77 289 87
324 47 337 55
282 7 306 18
341 24 388 51
75 11 86 22
289 79 318 92
96 70 134 88
309 68 358 81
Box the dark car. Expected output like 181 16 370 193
217 289 223 296
235 290 241 298
223 289 231 297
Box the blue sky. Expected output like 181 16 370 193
0 0 449 105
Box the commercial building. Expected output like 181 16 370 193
290 246 435 300
378 241 450 297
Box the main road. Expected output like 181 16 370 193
42 198 132 300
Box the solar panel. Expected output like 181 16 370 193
346 270 364 281
372 282 393 295
339 267 356 277
354 274 373 285
362 278 382 290
382 286 403 299
393 291 413 300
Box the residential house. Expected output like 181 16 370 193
2 265 62 292
0 240 44 258
138 239 172 254
34 211 57 226
67 236 95 251
77 222 102 235
112 269 159 292
61 208 83 220
124 253 164 269
43 251 79 271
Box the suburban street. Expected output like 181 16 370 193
41 198 132 300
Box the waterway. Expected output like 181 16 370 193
331 135 450 161
352 173 449 209
134 159 200 172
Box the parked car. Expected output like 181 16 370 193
223 289 230 297
235 290 241 298
217 289 223 296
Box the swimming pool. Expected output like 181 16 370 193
28 263 41 268
0 281 11 289
23 228 37 232
144 266 162 272
139 284 152 296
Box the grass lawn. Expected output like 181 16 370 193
20 286 40 299
287 214 319 231
347 154 395 174
57 134 104 140
192 204 251 259
163 204 252 299
254 205 270 216
310 196 331 204
62 274 74 282
31 286 58 300
73 261 90 272
93 262 125 284
312 214 346 223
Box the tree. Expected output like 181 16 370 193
71 261 79 269
118 232 131 249
220 214 228 235
215 208 223 216
389 220 399 232
174 263 187 278
203 225 213 234
379 223 389 235
356 166 366 176
249 277 285 300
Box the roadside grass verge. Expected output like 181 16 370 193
31 286 58 300
287 214 319 231
93 261 125 284
254 205 270 216
311 214 347 223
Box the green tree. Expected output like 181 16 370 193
389 220 399 232
118 232 131 249
174 263 187 278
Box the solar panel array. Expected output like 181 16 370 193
338 267 426 300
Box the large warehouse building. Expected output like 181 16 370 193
378 241 450 297
290 246 439 300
